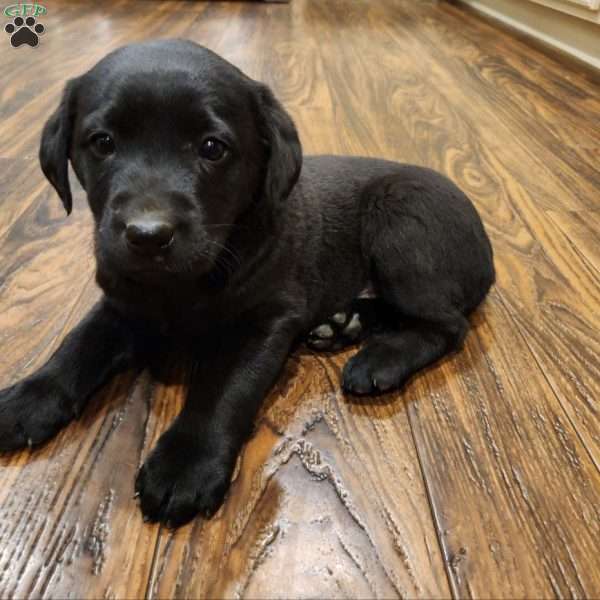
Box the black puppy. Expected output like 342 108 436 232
0 40 494 526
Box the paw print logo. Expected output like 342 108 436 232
5 16 45 48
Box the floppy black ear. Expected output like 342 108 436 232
255 84 302 204
39 79 79 215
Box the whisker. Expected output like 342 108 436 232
204 240 241 267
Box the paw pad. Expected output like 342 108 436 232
5 16 44 48
306 298 391 352
307 310 365 351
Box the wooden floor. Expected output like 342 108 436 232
0 0 599 597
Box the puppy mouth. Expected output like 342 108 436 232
99 251 217 287
123 260 212 285
94 233 234 290
125 268 172 285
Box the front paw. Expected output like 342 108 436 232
0 377 76 451
135 431 235 527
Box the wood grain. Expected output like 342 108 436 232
0 0 599 598
148 351 450 599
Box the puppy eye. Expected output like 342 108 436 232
90 133 115 157
199 138 227 162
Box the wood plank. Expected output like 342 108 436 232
0 160 47 240
0 184 94 378
547 210 600 273
0 371 158 599
148 350 451 599
446 0 600 108
372 0 599 212
440 2 600 144
409 292 600 598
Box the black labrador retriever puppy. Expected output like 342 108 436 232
0 40 494 526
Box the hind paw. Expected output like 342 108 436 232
342 349 403 395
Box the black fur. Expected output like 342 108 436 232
0 40 494 526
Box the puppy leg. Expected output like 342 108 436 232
0 301 140 451
343 171 493 395
343 309 467 395
135 311 298 527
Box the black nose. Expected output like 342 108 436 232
125 217 174 255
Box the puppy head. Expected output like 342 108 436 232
39 39 302 289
